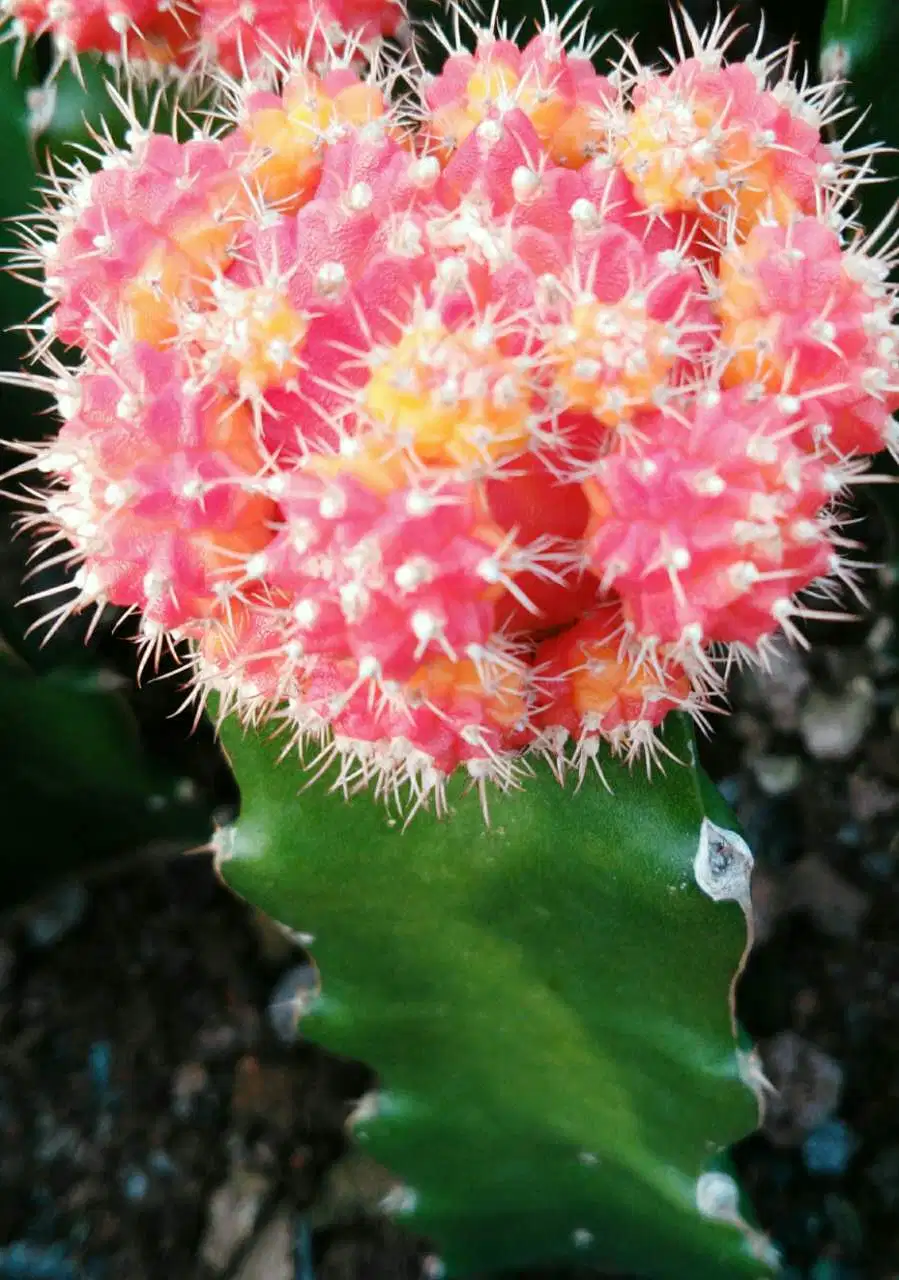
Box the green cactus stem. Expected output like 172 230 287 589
216 711 775 1279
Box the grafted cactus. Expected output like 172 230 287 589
3 1 897 1273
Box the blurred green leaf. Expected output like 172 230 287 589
0 647 214 909
820 0 899 235
0 37 42 395
31 55 201 164
33 56 124 152
0 40 39 240
819 0 899 622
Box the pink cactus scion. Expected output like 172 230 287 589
1 0 403 71
6 6 899 816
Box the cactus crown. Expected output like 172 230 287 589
4 3 898 818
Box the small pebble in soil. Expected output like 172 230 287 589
0 1241 76 1278
170 1060 208 1119
799 682 875 761
232 1207 293 1280
122 1167 150 1202
751 754 803 796
803 1122 858 1177
785 857 870 940
810 1261 860 1280
762 1032 844 1147
87 1041 112 1102
24 884 87 948
201 1169 273 1272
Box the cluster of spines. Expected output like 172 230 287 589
5 5 898 818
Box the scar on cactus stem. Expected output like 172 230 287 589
1 0 897 1271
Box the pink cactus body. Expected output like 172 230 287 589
582 388 844 653
532 602 699 775
42 344 277 629
44 131 249 349
615 38 838 249
2 0 401 72
2 0 196 60
194 0 403 76
718 215 899 456
422 28 617 170
10 10 896 814
237 67 400 213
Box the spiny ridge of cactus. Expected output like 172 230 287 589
5 7 898 818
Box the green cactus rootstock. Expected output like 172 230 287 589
217 710 774 1279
